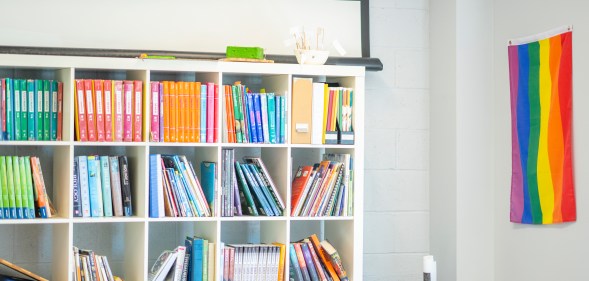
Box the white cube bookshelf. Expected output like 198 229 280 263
0 54 364 281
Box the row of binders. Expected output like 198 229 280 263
221 149 285 217
221 243 285 281
223 83 287 144
74 79 143 142
149 237 215 281
0 156 51 219
149 154 213 218
0 78 63 141
73 155 133 217
291 153 353 217
73 247 116 281
290 234 349 281
149 81 219 143
292 78 354 145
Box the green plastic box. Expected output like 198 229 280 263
226 46 265 60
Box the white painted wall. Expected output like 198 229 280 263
364 1 430 280
494 1 589 280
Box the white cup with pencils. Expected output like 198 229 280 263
292 27 329 65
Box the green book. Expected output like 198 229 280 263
20 79 28 141
6 156 16 218
18 156 30 218
234 161 258 216
13 79 21 141
231 85 244 143
43 80 51 140
35 79 44 140
0 157 8 218
50 81 58 140
12 156 23 218
6 78 13 140
202 239 209 281
27 80 35 140
24 156 35 218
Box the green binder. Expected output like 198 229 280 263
6 156 16 218
27 80 35 140
13 79 21 141
23 156 35 218
12 156 23 218
43 80 51 140
20 79 28 141
50 81 58 140
35 79 44 140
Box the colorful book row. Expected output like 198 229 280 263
0 78 63 141
73 155 133 217
74 79 143 142
221 149 285 217
292 78 354 145
223 83 286 144
0 156 51 219
149 154 213 218
149 237 216 281
221 242 285 281
291 153 353 217
73 247 116 281
149 81 219 143
290 234 348 281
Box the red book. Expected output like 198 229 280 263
213 84 219 143
113 81 124 142
57 82 63 141
94 80 105 142
206 82 214 143
133 80 143 142
103 80 113 141
84 79 97 141
150 81 160 142
225 85 235 143
74 79 88 141
123 80 133 142
163 81 170 142
291 166 315 216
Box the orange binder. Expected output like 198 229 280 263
177 81 185 142
291 78 313 144
194 82 201 142
189 82 196 142
310 234 340 281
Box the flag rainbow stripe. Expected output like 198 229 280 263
508 31 575 224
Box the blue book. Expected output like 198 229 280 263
5 78 13 140
184 237 194 279
100 156 113 217
239 162 273 216
200 161 216 213
73 156 82 217
78 156 91 217
301 243 319 281
289 244 304 281
19 79 27 141
87 156 104 217
253 93 264 143
27 80 35 140
167 169 192 217
200 84 207 142
35 79 43 140
246 94 258 143
50 80 58 140
267 93 277 144
149 154 162 218
279 96 286 143
192 238 204 281
175 158 202 217
43 80 51 140
246 164 281 216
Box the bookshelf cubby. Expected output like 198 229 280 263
0 54 364 281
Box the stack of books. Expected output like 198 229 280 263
223 83 286 144
149 81 219 143
221 149 284 217
73 155 133 217
221 242 285 281
74 79 143 142
290 234 348 281
291 153 353 217
149 237 215 281
0 78 63 141
72 247 115 281
149 154 213 218
0 156 51 219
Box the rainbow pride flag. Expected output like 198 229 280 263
508 29 575 224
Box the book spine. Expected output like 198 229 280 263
149 154 161 218
193 239 204 281
33 157 51 217
200 84 207 143
13 79 21 140
301 243 320 281
123 81 133 142
159 82 164 142
202 240 209 281
150 82 160 142
294 243 312 281
279 95 286 143
113 81 124 141
50 80 58 140
78 156 91 217
174 246 187 281
260 93 269 144
275 95 281 144
214 84 219 143
12 156 23 219
0 157 8 218
43 80 51 140
234 161 258 216
194 82 201 142
87 156 104 217
189 82 196 143
103 80 113 142
18 157 30 218
170 81 177 142
57 82 63 141
240 163 272 216
18 80 26 141
230 86 242 143
246 164 280 216
133 80 143 142
83 79 96 141
94 80 105 142
23 156 35 219
100 156 113 217
26 80 36 140
73 156 82 217
307 242 328 281
177 82 185 142
163 81 170 142
246 94 258 143
289 244 305 281
206 82 214 143
119 156 133 216
232 168 242 216
201 162 216 215
109 156 124 217
5 79 12 140
266 93 276 144
1 79 6 140
6 156 16 218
